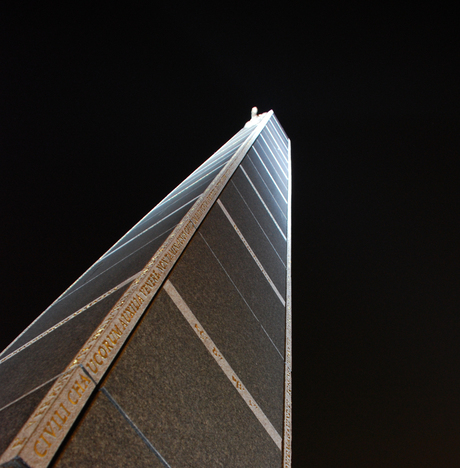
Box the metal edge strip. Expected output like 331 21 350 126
0 111 273 468
283 137 292 467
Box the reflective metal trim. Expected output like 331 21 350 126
283 137 292 468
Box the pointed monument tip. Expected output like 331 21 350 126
251 107 258 118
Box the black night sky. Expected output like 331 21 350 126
1 4 459 466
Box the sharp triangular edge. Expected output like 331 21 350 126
0 111 278 468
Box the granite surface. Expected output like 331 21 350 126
0 379 56 455
0 285 128 408
51 390 164 468
266 117 289 157
240 156 287 235
261 122 289 167
253 139 289 198
101 288 281 467
245 147 288 215
168 232 285 434
219 181 286 297
231 168 287 261
198 204 286 353
3 228 168 352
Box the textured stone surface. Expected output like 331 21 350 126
169 232 285 434
0 379 56 455
101 288 281 467
239 156 287 236
244 148 288 218
199 204 286 354
220 180 286 297
0 285 128 408
51 390 164 468
253 138 289 199
231 167 287 261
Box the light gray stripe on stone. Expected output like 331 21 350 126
0 272 140 364
230 180 286 268
164 280 282 450
198 232 284 362
217 200 285 307
253 147 288 204
239 166 286 240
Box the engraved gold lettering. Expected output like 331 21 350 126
102 339 113 352
34 435 49 457
40 433 51 447
43 421 57 438
98 345 108 359
232 375 243 390
54 405 68 426
79 372 91 389
121 311 132 323
139 284 151 296
94 352 103 365
135 293 144 305
72 381 84 398
60 402 71 416
50 415 62 430
87 359 98 373
212 347 222 360
118 317 128 329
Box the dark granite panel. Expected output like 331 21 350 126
0 379 56 455
232 168 287 261
0 285 129 407
257 129 289 183
219 182 286 297
264 120 289 169
52 390 164 468
268 115 289 149
109 161 224 253
253 139 288 196
198 205 286 352
6 229 170 351
103 193 197 257
241 155 287 234
169 233 285 435
102 289 281 467
246 147 288 212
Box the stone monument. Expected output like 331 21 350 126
0 110 292 467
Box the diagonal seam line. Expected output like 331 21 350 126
253 147 288 204
217 199 285 307
101 195 200 260
259 135 288 184
230 180 286 268
0 374 61 413
268 118 289 154
246 156 287 222
261 130 288 177
53 225 174 307
198 232 284 362
0 272 141 364
239 166 286 241
266 125 289 169
163 280 282 450
101 388 172 468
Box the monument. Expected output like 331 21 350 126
0 109 292 467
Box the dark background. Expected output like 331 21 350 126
1 4 459 466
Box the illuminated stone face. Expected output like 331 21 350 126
0 111 291 468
